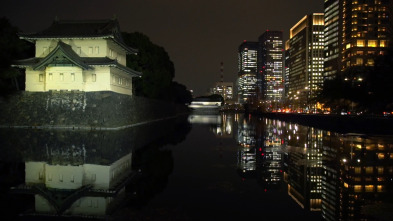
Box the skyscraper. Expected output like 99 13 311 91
324 0 342 80
324 0 391 79
237 41 258 104
257 31 284 105
288 13 324 112
341 0 390 72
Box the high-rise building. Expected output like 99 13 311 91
324 0 391 79
288 13 324 111
324 0 342 80
257 31 284 104
211 81 233 102
237 41 258 104
341 0 390 72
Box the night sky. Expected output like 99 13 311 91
1 0 323 96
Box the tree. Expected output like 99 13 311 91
0 17 33 96
122 32 174 101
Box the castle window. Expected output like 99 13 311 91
89 47 93 54
39 74 43 82
71 73 75 81
59 174 63 182
92 74 96 82
95 46 99 54
43 47 48 54
60 73 64 81
49 73 53 80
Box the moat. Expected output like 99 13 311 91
1 113 393 220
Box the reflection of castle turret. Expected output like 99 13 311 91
12 146 134 218
6 129 139 218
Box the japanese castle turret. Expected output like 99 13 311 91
14 18 141 95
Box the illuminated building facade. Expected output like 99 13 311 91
284 40 290 100
324 0 342 80
212 81 233 102
341 0 390 72
14 19 140 96
237 41 258 104
288 13 324 111
324 0 391 80
257 31 284 103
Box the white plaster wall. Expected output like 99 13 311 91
35 194 55 213
83 164 111 189
109 153 132 187
66 197 108 215
83 66 111 92
25 161 45 184
25 68 45 91
45 66 84 91
107 40 127 66
35 39 108 58
109 67 133 95
45 164 85 189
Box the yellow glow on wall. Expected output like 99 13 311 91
380 40 386 47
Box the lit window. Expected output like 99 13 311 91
380 40 386 47
365 185 374 192
356 58 363 65
368 40 377 47
357 39 365 47
354 185 362 192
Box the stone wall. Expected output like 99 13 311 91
0 91 185 129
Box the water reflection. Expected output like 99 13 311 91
1 116 191 219
189 113 393 220
2 113 393 220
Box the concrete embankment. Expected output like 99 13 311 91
255 112 393 135
0 91 189 130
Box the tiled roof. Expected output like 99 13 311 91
19 19 137 54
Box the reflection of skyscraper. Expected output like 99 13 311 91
256 118 283 189
284 125 323 212
338 134 393 220
236 115 257 176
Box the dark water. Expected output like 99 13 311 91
1 113 393 220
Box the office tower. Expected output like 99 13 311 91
341 0 390 72
284 40 290 101
324 0 391 79
237 41 258 104
212 81 233 102
324 0 342 80
257 31 284 106
288 13 324 112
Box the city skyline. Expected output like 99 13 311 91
0 0 323 96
